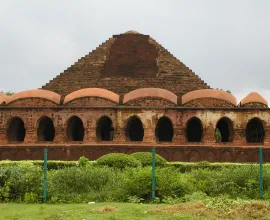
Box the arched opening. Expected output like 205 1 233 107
246 118 265 143
66 116 84 141
155 116 173 142
215 117 233 142
7 117 26 142
96 116 114 141
126 116 144 141
37 117 55 141
186 117 203 142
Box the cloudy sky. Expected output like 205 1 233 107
1 0 270 103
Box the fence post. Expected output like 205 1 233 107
43 148 48 202
152 147 156 201
259 147 263 199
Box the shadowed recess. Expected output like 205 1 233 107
126 116 144 141
7 117 26 142
246 118 265 143
186 117 203 142
155 116 174 142
66 116 84 141
96 116 114 141
37 117 55 141
216 117 233 142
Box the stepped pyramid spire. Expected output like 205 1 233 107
42 31 210 97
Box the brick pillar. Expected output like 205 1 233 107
204 124 216 145
0 127 7 144
113 111 125 143
143 128 155 143
84 122 96 143
173 112 184 144
24 130 35 143
264 127 270 146
233 128 246 145
54 127 64 143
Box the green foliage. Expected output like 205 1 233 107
78 156 89 167
0 91 15 96
215 128 222 142
130 152 167 167
96 153 141 169
1 161 270 203
24 192 39 203
215 88 232 94
0 160 79 170
0 162 42 202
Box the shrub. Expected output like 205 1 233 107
130 152 167 167
96 153 141 169
78 156 89 167
0 163 43 202
0 160 77 170
47 166 126 203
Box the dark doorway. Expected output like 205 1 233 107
186 117 203 142
96 116 114 141
7 117 26 142
155 116 173 142
126 116 144 141
66 116 84 141
216 117 233 142
37 117 55 141
246 118 265 143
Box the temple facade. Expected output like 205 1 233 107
0 31 269 162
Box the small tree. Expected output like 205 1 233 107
215 128 222 142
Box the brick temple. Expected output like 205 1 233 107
0 30 269 162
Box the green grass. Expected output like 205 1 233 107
1 200 270 220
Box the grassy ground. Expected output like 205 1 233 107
1 200 270 220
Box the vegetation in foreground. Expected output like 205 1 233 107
1 153 270 204
0 199 269 220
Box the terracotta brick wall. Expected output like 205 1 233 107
183 98 235 108
0 105 270 161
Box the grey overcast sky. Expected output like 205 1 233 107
0 0 270 103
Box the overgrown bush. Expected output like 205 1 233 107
130 152 167 167
0 162 43 202
1 161 270 203
78 156 89 167
96 153 141 169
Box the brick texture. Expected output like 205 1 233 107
41 33 210 98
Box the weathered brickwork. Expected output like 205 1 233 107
65 97 117 107
41 33 209 98
0 105 270 162
183 98 235 108
7 98 57 107
125 98 176 107
241 102 268 108
1 31 269 162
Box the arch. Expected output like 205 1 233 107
246 117 265 143
155 116 174 142
215 117 234 142
6 90 61 104
186 117 203 142
96 116 114 141
37 117 55 141
123 88 177 104
182 89 237 106
125 116 144 141
66 116 84 141
7 117 26 142
63 88 120 104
